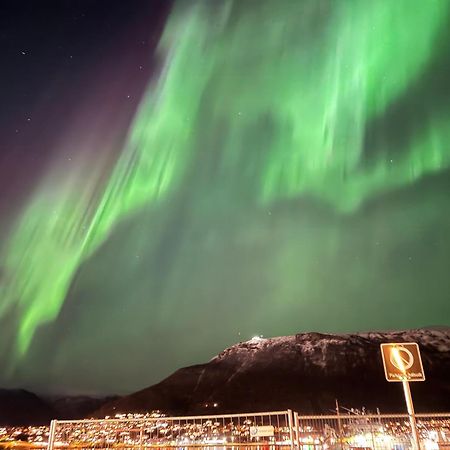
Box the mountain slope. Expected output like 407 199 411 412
46 395 119 420
0 390 118 425
0 389 56 426
96 328 450 416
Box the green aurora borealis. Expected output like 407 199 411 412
2 0 450 393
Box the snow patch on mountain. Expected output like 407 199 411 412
213 328 450 367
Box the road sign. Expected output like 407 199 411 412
380 342 425 450
380 343 425 382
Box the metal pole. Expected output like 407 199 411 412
335 399 343 450
287 409 294 450
139 423 144 450
47 420 57 450
369 421 376 450
402 380 420 450
294 411 300 448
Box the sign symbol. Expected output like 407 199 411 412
380 342 425 382
390 346 414 372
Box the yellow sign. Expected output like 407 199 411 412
380 343 425 382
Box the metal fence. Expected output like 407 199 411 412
292 413 450 450
48 410 293 449
47 411 450 450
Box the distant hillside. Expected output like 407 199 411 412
0 390 117 425
96 328 450 416
0 389 55 426
46 395 119 420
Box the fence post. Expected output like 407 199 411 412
139 423 144 450
47 420 57 450
369 420 376 450
336 400 343 450
294 411 300 448
288 409 295 450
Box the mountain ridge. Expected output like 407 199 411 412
96 328 450 417
3 328 449 425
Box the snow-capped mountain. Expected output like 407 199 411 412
97 328 450 416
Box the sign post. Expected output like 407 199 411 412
380 343 425 450
402 379 420 450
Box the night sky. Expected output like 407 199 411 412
1 0 450 395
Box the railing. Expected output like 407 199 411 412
46 411 450 450
48 410 293 449
292 413 450 450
